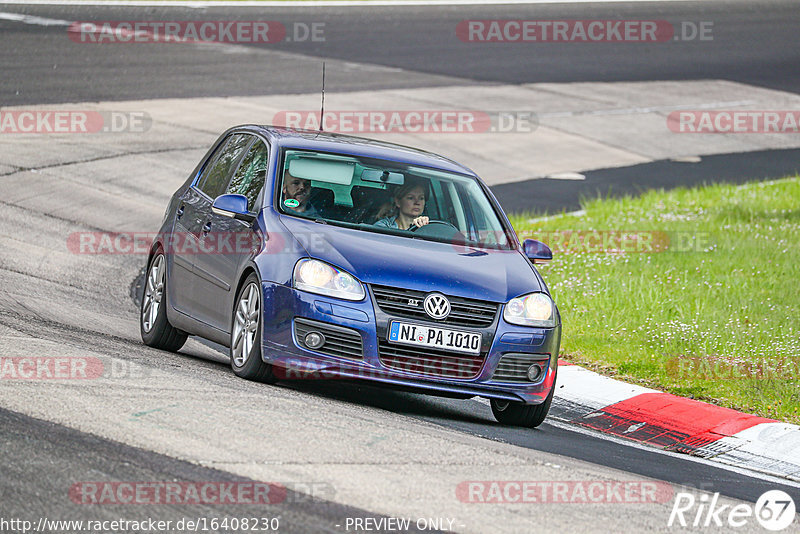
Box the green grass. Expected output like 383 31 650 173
509 177 800 425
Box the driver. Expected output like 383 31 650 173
281 169 320 218
374 180 430 230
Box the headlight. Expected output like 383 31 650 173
293 259 365 301
503 293 556 327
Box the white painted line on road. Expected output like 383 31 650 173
0 0 703 7
0 11 69 26
546 171 585 180
540 100 757 119
556 364 657 413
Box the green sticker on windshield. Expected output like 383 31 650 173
284 199 300 208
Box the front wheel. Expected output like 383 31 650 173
491 368 557 428
230 274 276 383
140 252 188 352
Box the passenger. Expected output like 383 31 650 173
281 169 320 218
372 201 394 222
374 180 430 230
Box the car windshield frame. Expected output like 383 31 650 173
274 147 517 251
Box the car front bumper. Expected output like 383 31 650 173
260 283 560 405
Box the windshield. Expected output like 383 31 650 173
276 149 514 250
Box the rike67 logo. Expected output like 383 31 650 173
669 490 796 531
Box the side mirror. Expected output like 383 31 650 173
523 239 552 263
212 194 256 224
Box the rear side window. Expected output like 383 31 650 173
197 133 251 200
226 139 268 211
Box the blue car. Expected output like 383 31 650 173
140 126 561 427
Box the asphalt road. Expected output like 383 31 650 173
1 1 799 532
1 407 418 534
0 0 798 105
492 146 800 213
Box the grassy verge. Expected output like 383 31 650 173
509 176 800 425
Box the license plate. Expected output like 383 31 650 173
388 321 481 355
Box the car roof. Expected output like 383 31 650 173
235 125 478 177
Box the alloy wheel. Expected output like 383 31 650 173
232 283 260 367
141 254 165 333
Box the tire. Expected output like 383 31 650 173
140 251 188 352
230 274 276 383
491 368 557 428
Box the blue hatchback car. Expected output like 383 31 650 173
141 126 561 427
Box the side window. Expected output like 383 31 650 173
195 140 226 187
226 139 268 211
423 179 441 220
197 133 251 200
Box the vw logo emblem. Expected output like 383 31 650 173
423 293 451 320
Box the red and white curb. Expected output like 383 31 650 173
552 362 800 481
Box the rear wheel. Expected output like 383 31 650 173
491 368 557 428
230 274 276 383
140 252 188 352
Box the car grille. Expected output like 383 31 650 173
371 285 498 328
378 339 486 379
491 353 550 383
294 318 363 360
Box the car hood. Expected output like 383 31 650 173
279 216 542 303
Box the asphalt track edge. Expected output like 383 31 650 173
552 362 800 482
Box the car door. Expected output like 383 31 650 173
172 133 251 326
192 137 269 332
169 137 229 315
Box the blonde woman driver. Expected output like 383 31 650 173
374 180 430 230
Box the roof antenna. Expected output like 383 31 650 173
319 62 326 132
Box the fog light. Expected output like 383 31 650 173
526 364 543 382
304 331 326 349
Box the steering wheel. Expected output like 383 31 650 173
409 220 458 232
